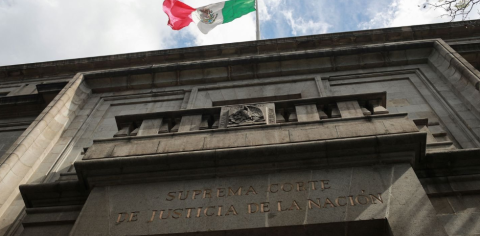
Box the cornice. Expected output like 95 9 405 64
1 20 480 81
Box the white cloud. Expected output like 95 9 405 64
358 0 480 29
1 0 478 67
259 0 282 22
281 9 330 36
0 0 179 66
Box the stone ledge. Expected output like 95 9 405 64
85 112 414 161
111 92 387 132
22 209 79 227
416 148 480 178
82 41 435 92
0 74 90 220
75 132 426 189
19 181 88 208
0 94 43 106
35 82 69 94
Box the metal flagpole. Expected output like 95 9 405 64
255 0 261 40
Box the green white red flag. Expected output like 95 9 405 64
163 0 256 34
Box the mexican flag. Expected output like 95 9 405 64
163 0 256 34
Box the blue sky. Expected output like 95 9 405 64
0 0 478 66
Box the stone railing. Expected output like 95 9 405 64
112 92 388 137
80 91 424 188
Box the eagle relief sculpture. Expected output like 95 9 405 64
199 7 218 24
228 105 265 126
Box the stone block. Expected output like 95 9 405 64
331 107 341 118
230 64 254 80
154 71 177 87
438 212 480 235
69 187 110 236
361 52 385 68
417 125 437 144
336 55 360 70
281 57 332 74
362 108 372 116
257 61 281 77
112 140 160 157
179 115 202 132
318 109 329 119
138 119 163 136
218 107 230 128
266 107 276 125
388 164 448 236
406 48 432 64
447 194 480 214
83 142 117 160
420 177 453 195
335 122 378 138
158 121 170 134
129 73 153 90
383 118 418 134
337 101 364 118
288 126 338 142
204 67 228 82
182 135 206 152
275 110 286 123
245 130 289 146
204 133 247 149
295 104 320 122
11 160 29 177
69 164 447 236
448 174 480 192
199 115 211 130
287 109 298 122
429 196 455 214
388 50 408 65
179 69 204 85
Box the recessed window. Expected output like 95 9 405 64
0 92 9 97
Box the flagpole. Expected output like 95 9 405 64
255 0 261 40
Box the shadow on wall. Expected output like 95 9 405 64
0 74 91 235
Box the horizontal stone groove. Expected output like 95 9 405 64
75 132 426 188
83 41 435 80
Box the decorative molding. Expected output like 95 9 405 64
315 67 480 148
3 20 479 81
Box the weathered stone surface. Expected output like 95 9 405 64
179 115 203 132
138 118 163 136
337 101 364 118
295 104 320 122
2 20 480 236
82 114 418 160
70 164 445 236
438 212 480 236
0 75 90 226
387 164 448 236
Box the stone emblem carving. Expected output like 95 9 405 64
228 105 265 125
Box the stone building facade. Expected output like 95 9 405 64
1 20 480 235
